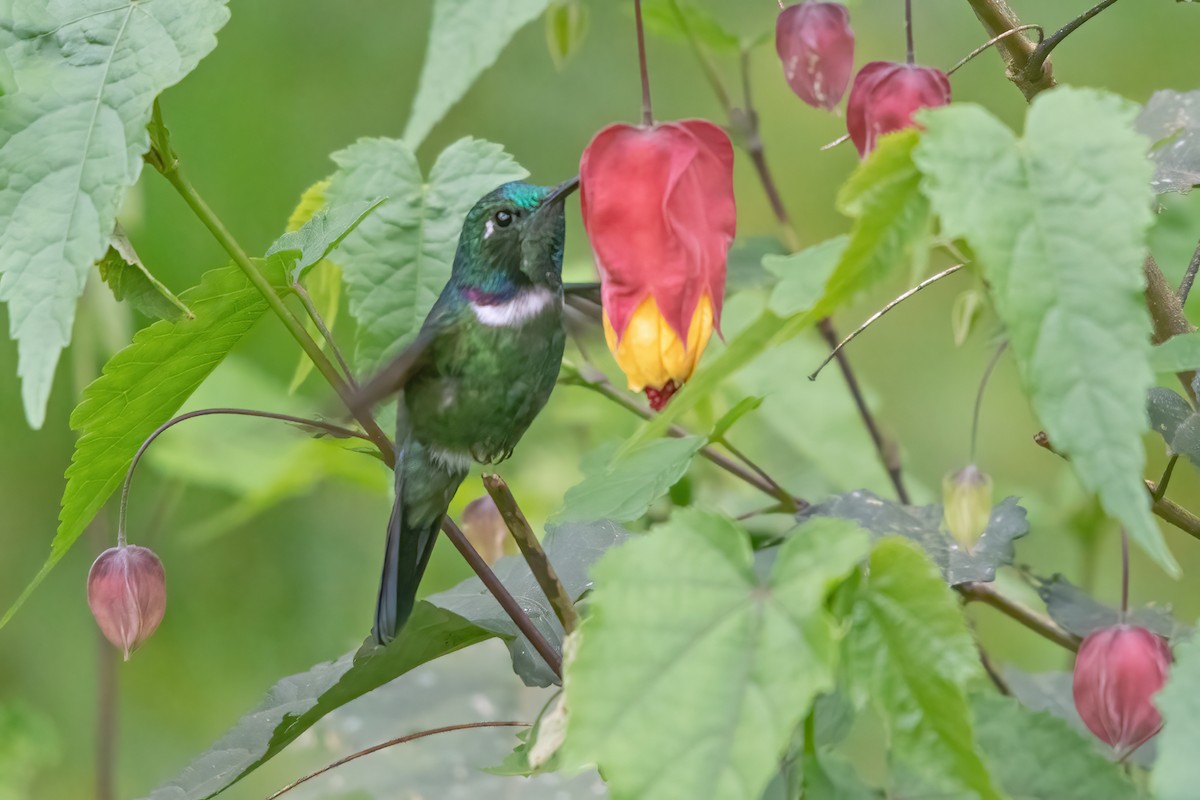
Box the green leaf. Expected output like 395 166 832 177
814 131 932 319
709 395 764 441
545 0 589 69
1147 386 1200 466
0 258 288 630
404 0 555 147
973 693 1139 800
728 236 786 294
765 236 849 317
1033 573 1188 641
326 137 528 374
142 606 491 800
1135 89 1200 194
638 0 741 54
0 0 230 428
844 538 1001 800
97 226 192 321
915 89 1176 576
264 197 385 280
802 752 884 800
804 490 1029 585
1152 635 1200 800
1151 331 1200 372
555 436 706 523
563 512 870 800
952 287 986 346
426 520 629 687
287 260 342 392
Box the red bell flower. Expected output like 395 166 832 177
846 61 951 156
775 2 855 111
87 544 167 660
579 120 736 408
1072 624 1172 758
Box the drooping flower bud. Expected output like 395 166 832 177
460 495 511 565
87 545 167 660
942 464 993 550
775 2 855 111
846 61 951 156
1072 625 1171 758
580 120 736 409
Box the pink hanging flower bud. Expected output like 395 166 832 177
846 61 951 156
580 120 736 409
87 545 167 660
1072 625 1172 758
775 2 855 111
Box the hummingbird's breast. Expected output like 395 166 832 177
405 289 566 464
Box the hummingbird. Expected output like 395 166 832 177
356 177 580 645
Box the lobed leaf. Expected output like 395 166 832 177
1152 634 1200 799
563 512 870 800
915 89 1176 575
1032 573 1189 641
326 137 528 374
0 0 230 427
555 437 706 524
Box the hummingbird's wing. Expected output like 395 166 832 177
563 282 601 321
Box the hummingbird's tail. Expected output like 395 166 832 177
373 438 469 645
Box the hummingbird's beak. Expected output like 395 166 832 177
541 175 580 209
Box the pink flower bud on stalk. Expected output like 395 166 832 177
775 2 855 111
87 544 166 660
1072 625 1172 758
942 464 992 550
846 61 951 156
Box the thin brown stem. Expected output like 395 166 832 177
1179 237 1200 305
117 408 370 546
1120 529 1130 620
634 0 653 126
970 341 1009 462
441 517 564 679
668 0 732 112
966 0 1057 101
292 281 356 388
947 25 1045 76
809 264 967 380
977 644 1011 695
1154 455 1180 502
1144 256 1196 401
904 0 915 64
1025 0 1122 80
482 474 580 634
266 721 529 799
715 437 795 510
959 581 1080 652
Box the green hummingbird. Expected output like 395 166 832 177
357 177 580 645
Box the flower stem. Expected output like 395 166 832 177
1120 528 1130 620
1179 237 1200 304
1025 0 1123 80
634 0 654 126
267 721 529 799
904 0 915 64
970 341 1008 462
292 280 357 388
117 408 370 547
483 474 580 634
1154 454 1180 502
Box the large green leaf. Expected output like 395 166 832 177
1152 634 1200 800
803 490 1029 585
98 226 192 322
1147 386 1200 468
2 206 377 629
554 436 706 524
1150 331 1200 372
973 693 1138 800
563 511 870 800
765 235 848 317
142 605 490 800
915 89 1175 575
326 137 528 374
145 519 625 799
0 0 230 428
404 0 555 147
844 538 1001 799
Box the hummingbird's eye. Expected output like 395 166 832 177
495 210 514 227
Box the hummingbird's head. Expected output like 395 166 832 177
456 178 579 289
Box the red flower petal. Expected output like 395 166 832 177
1073 625 1172 757
580 120 735 343
846 61 951 156
776 2 855 110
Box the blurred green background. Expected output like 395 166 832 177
3 1 1200 797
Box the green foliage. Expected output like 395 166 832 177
555 436 706 523
326 137 528 374
915 89 1176 576
1135 89 1200 194
563 512 870 800
97 227 192 322
804 490 1029 585
1150 331 1200 372
404 0 556 147
265 198 384 281
638 0 741 54
1148 385 1200 467
801 751 883 800
1152 634 1200 800
288 261 342 392
972 693 1139 800
1033 573 1188 640
843 538 1001 799
0 704 58 800
0 0 230 428
765 235 848 317
428 520 628 687
814 130 931 318
545 0 589 69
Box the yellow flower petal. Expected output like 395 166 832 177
603 295 714 392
